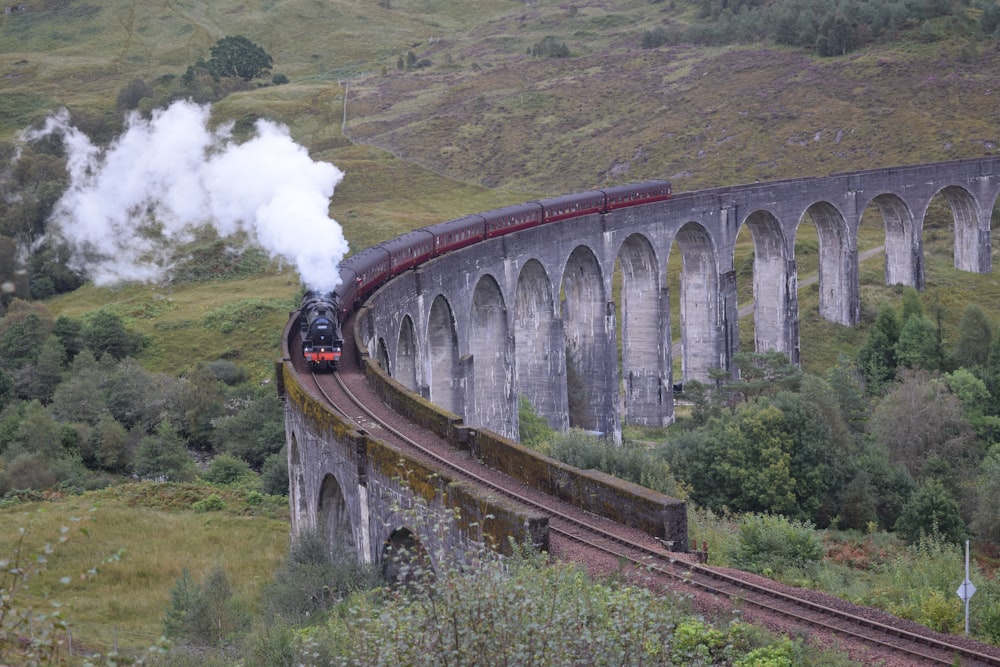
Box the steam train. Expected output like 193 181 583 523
299 180 672 370
299 291 344 370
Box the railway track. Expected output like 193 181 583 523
295 320 1000 667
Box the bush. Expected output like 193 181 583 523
192 493 225 512
728 513 823 576
261 530 381 624
202 454 252 485
163 567 250 647
261 451 288 496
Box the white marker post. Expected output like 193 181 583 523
956 540 976 635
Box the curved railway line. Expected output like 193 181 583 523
294 314 1000 667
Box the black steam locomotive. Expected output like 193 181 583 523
299 291 343 371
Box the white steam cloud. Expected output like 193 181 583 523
27 100 349 292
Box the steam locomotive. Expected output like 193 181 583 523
298 179 672 370
299 291 343 371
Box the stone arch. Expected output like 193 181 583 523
617 233 669 426
802 201 856 326
671 223 721 382
318 473 355 560
515 259 567 433
871 193 920 288
428 295 463 416
376 338 390 375
381 527 432 583
396 315 417 392
741 210 793 358
469 274 514 439
936 185 986 273
561 245 615 434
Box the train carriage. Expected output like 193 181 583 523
427 214 487 256
539 190 607 223
341 246 390 309
602 180 673 211
383 229 435 274
484 202 545 238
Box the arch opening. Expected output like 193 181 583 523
381 527 433 584
318 473 356 561
615 234 670 426
396 315 417 392
427 295 463 415
514 259 566 434
469 275 514 438
668 223 722 383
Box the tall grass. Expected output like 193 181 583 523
0 483 288 657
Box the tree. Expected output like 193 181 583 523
207 36 273 81
83 310 143 361
856 303 900 392
869 370 976 483
972 445 1000 543
895 314 941 371
135 420 196 482
953 304 993 369
895 479 967 545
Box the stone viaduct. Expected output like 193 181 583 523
281 156 1000 569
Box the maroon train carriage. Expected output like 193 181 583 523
383 229 436 274
427 214 487 256
539 190 607 223
484 202 545 238
341 245 391 309
601 180 672 211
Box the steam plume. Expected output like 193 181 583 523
27 100 349 292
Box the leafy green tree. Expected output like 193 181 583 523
83 310 143 361
201 453 252 485
86 413 131 473
215 386 284 468
869 369 976 482
261 449 288 496
825 354 868 435
972 445 1000 543
50 350 111 426
207 36 273 81
895 479 967 545
52 316 84 362
895 314 941 371
856 303 900 392
726 350 802 404
179 364 226 451
135 420 196 482
163 567 249 647
0 300 54 370
953 304 993 369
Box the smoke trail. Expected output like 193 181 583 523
27 100 349 292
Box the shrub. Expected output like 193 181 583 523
261 530 381 624
163 567 250 647
728 513 823 576
202 454 252 485
192 493 225 512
